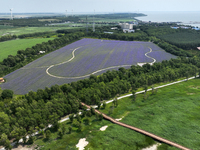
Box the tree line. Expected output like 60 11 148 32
88 30 149 42
0 56 199 149
0 35 17 42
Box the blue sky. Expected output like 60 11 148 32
0 0 200 13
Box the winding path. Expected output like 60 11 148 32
46 47 156 79
81 102 191 150
137 47 156 66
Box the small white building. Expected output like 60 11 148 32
39 51 46 54
171 27 179 29
119 23 133 30
104 32 113 34
111 27 118 30
180 26 190 29
123 29 135 33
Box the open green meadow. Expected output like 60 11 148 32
0 38 54 61
29 78 200 150
99 78 200 150
0 26 83 37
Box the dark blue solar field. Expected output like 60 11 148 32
0 38 177 94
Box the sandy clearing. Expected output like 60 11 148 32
141 143 161 150
12 145 33 150
115 116 124 121
76 138 89 150
100 125 108 131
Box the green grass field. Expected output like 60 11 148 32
0 26 83 37
0 38 54 61
28 78 200 150
100 79 200 150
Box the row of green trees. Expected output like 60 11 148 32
17 31 55 39
0 35 17 42
88 31 149 41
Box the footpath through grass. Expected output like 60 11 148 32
27 78 200 150
0 38 54 61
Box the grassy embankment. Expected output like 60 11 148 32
0 38 55 61
29 78 200 150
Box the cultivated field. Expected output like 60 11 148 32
0 38 55 61
0 38 177 94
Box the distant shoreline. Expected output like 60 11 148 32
135 11 200 27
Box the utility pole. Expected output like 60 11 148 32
93 9 95 32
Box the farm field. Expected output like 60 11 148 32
0 26 83 37
0 38 177 95
0 38 55 61
28 78 200 150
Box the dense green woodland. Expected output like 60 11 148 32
1 22 200 149
141 24 200 50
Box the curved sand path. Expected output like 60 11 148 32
137 47 156 66
46 47 156 79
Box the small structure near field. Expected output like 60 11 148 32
0 78 5 83
171 26 179 29
39 51 46 54
119 23 134 30
123 29 135 33
197 47 200 50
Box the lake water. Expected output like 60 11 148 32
135 11 200 27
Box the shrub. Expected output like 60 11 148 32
1 89 13 99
